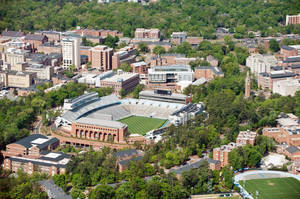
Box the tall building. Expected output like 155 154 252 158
246 54 277 77
89 45 113 71
286 14 300 26
245 71 251 98
62 37 80 69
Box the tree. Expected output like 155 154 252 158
138 42 149 53
119 63 132 72
132 84 144 99
153 45 166 55
104 35 119 48
89 185 115 199
269 39 280 52
119 88 126 98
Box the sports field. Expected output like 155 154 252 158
118 115 167 135
240 177 300 199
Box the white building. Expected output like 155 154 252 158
246 54 277 77
62 37 80 69
148 65 194 83
273 79 300 96
169 103 204 126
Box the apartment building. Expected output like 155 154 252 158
213 142 242 167
112 45 136 69
89 45 113 71
62 37 80 69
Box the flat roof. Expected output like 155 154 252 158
76 117 126 129
102 72 138 82
31 138 49 145
44 152 61 159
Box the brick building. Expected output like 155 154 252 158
135 28 160 39
37 43 62 54
71 118 127 143
115 149 144 172
1 134 71 176
286 14 300 26
35 31 61 43
1 29 25 39
171 32 187 45
99 71 139 95
258 70 296 90
236 130 257 146
0 70 36 88
194 66 224 81
131 61 148 74
89 45 113 71
263 113 300 146
213 142 243 167
24 33 48 52
280 46 298 60
112 45 136 69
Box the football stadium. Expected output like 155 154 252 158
235 170 300 199
56 92 204 144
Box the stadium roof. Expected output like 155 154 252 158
76 117 127 129
139 90 188 100
62 95 120 122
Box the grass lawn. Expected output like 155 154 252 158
240 177 300 199
118 115 167 135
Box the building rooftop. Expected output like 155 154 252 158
169 158 219 174
150 65 192 72
102 72 138 83
76 117 127 129
13 134 59 149
25 34 47 41
286 146 300 154
38 179 72 199
281 45 295 51
132 61 147 67
115 149 140 159
139 90 188 100
283 56 300 63
195 66 224 75
1 30 25 38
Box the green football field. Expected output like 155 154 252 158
240 177 300 199
118 115 167 135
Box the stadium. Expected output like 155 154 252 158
55 92 204 147
235 170 300 199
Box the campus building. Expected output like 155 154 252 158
150 53 196 67
134 28 160 39
263 113 300 146
286 14 300 26
194 66 224 81
112 45 136 69
258 70 296 90
1 134 71 176
236 130 257 146
273 79 300 97
62 37 80 69
213 142 242 167
246 54 277 77
89 45 113 71
24 33 48 52
171 32 187 45
115 149 144 172
148 65 194 90
0 70 36 88
98 70 139 95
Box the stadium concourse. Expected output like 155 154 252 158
234 170 300 199
54 92 205 150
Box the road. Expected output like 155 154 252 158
34 119 42 134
